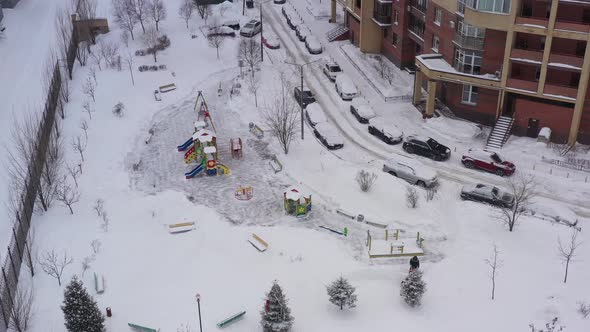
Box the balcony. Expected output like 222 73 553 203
554 21 590 34
506 78 539 93
548 53 584 70
463 2 513 30
410 0 427 15
543 83 578 100
514 16 548 32
453 33 485 50
510 48 543 63
372 0 392 27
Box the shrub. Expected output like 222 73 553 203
355 170 377 192
149 65 158 71
406 187 419 208
112 102 125 117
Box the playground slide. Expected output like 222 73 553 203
216 163 231 175
177 138 193 152
185 164 204 179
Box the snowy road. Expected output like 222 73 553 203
263 3 590 219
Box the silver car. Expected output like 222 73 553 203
383 155 438 187
240 20 261 37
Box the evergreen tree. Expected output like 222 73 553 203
61 276 105 332
260 281 294 332
326 276 357 310
400 270 426 307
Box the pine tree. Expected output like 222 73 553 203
260 281 294 332
61 276 105 332
326 276 357 310
400 270 426 307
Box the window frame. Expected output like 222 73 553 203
461 84 479 105
434 7 442 26
432 35 440 53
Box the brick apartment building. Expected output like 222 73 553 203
329 0 590 145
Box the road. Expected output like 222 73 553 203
262 3 590 219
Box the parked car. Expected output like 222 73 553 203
383 155 438 187
350 97 375 123
240 20 261 37
296 25 311 42
461 148 515 176
402 135 450 161
274 0 286 3
262 33 280 49
305 102 327 127
460 183 515 208
294 86 315 107
222 20 240 30
208 26 235 37
313 122 344 150
323 62 342 81
335 74 358 100
305 36 322 54
287 14 303 30
368 117 403 145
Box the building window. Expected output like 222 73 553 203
355 0 361 9
457 20 485 38
393 32 398 47
462 85 478 105
393 9 399 25
432 36 440 52
384 28 388 39
409 15 426 38
434 7 442 26
475 0 511 14
455 48 482 74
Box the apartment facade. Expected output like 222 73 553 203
330 0 590 144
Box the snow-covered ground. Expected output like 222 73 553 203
2 0 590 331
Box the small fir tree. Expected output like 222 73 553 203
61 276 105 332
400 270 426 307
261 281 294 332
326 276 357 310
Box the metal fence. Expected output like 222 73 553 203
0 25 78 331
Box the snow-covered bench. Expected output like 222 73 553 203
94 272 105 294
159 83 176 93
269 155 282 173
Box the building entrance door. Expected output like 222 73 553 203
527 118 540 138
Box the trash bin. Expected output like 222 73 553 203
246 0 254 8
106 307 112 317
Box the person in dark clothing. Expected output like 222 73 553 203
409 256 420 273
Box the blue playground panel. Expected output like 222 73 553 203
177 138 193 152
185 164 204 179
217 311 246 328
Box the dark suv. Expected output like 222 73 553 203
402 135 450 161
294 86 315 107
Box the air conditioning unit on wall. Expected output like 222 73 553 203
450 20 455 29
495 71 501 78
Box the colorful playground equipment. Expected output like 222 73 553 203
235 186 253 200
319 225 348 236
284 187 312 218
177 91 237 179
248 233 268 252
365 229 425 258
217 311 246 328
249 122 264 139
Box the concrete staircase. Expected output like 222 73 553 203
485 116 514 150
326 25 349 42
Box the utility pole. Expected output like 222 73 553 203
260 2 264 62
195 293 203 332
285 59 321 140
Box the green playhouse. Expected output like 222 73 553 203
284 188 312 217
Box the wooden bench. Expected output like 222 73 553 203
94 272 105 294
248 233 268 252
158 83 177 93
217 311 246 328
269 155 282 173
168 222 196 234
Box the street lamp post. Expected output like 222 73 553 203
257 0 272 62
195 293 203 332
285 59 321 140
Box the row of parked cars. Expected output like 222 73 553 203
281 3 323 54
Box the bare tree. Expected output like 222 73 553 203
72 135 87 162
207 26 226 59
406 186 419 208
91 239 102 254
8 281 35 332
93 198 105 216
112 0 138 40
60 67 71 104
120 30 130 47
356 170 377 192
24 227 37 277
246 71 261 106
147 0 167 31
578 301 590 318
89 65 98 85
238 38 261 77
557 228 581 283
77 41 90 67
142 25 160 62
81 256 93 277
100 212 110 232
83 76 96 102
76 0 98 19
484 244 502 300
83 100 94 120
496 174 536 232
80 120 89 141
125 52 135 86
261 75 299 154
39 249 73 286
66 163 81 188
179 0 194 29
55 6 73 79
132 0 149 33
56 176 81 215
36 128 63 212
100 41 120 68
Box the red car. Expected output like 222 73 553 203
461 148 515 176
262 34 280 49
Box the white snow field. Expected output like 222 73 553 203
1 0 589 331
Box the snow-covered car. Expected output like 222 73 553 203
305 102 327 127
305 36 322 54
350 97 375 123
208 26 235 37
240 20 261 37
287 15 303 30
368 117 403 145
383 155 438 187
222 19 240 30
274 0 286 3
461 148 516 177
335 74 358 100
313 122 344 150
262 33 280 49
294 86 315 107
296 25 311 42
323 62 342 81
460 183 515 208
